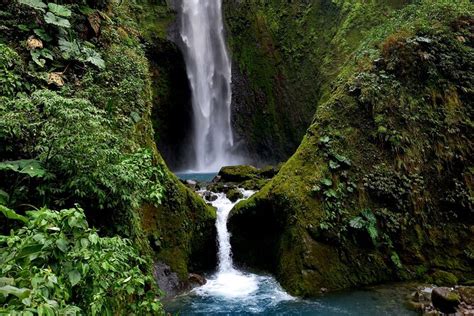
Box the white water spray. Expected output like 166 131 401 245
179 0 242 172
194 189 293 304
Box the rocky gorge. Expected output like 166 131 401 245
0 0 472 314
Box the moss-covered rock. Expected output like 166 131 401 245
226 187 244 202
219 165 259 182
429 270 459 287
0 0 216 292
229 0 474 297
224 0 410 163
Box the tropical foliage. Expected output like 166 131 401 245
0 206 162 315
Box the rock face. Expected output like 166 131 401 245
228 2 474 297
154 262 208 297
223 0 411 164
154 262 182 298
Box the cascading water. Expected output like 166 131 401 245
166 186 418 315
189 189 294 311
179 0 242 172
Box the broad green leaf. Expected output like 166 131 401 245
367 225 378 242
82 47 105 69
0 285 31 299
88 233 99 245
56 238 68 252
0 159 47 178
325 189 338 198
33 28 52 42
68 270 81 287
80 238 89 248
391 251 403 268
319 136 330 144
362 209 376 223
44 12 71 28
31 50 46 67
0 278 15 286
0 205 27 223
17 243 43 259
320 178 332 186
17 0 47 12
47 3 71 17
58 38 81 59
38 303 55 316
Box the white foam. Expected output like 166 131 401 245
193 188 294 306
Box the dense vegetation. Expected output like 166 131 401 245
1 0 473 313
1 0 214 313
1 205 161 314
229 0 473 296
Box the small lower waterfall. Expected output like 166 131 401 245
179 0 243 172
192 189 293 305
166 185 416 314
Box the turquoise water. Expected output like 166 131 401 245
168 173 417 315
165 278 417 315
176 172 218 182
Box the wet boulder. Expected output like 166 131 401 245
431 287 460 314
203 191 218 202
218 165 259 182
226 188 243 202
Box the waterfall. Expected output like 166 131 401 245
193 188 293 302
179 0 241 172
213 190 254 272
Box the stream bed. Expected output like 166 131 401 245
165 281 417 315
166 174 417 315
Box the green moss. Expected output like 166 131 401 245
429 270 459 286
228 0 474 296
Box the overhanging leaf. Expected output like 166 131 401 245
56 238 68 252
0 205 27 223
33 28 52 42
47 3 71 17
44 12 71 28
17 0 47 12
68 270 81 287
0 159 47 178
0 189 9 205
17 243 43 259
349 216 364 229
0 285 31 299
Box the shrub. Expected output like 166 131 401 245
0 205 163 314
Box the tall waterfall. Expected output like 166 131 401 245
179 0 241 172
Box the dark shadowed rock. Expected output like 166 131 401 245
218 165 259 182
188 273 206 287
431 287 460 314
203 191 218 202
226 188 243 202
154 262 182 298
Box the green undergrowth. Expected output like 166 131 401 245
1 0 215 310
0 205 162 315
231 0 474 296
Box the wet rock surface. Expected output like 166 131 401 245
410 285 474 315
154 262 182 298
154 262 208 298
431 287 460 314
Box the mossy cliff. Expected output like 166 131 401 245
0 0 215 291
223 0 409 163
229 0 473 297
